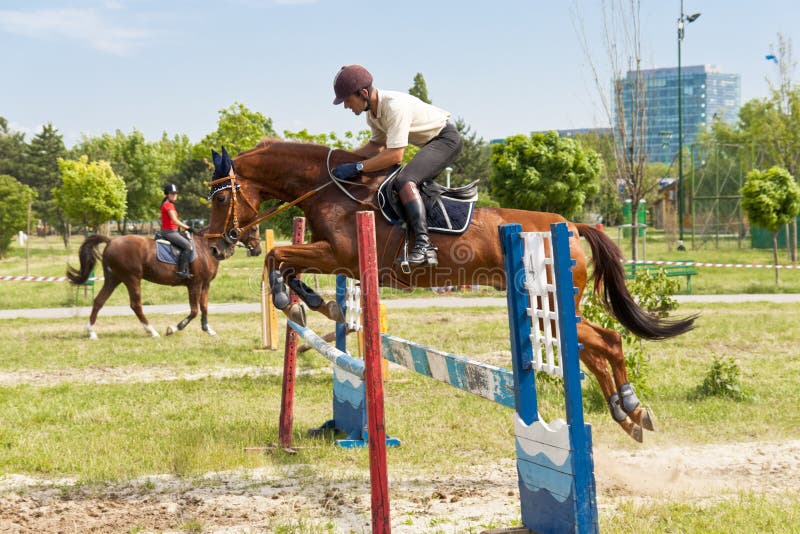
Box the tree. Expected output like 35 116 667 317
72 130 169 233
575 0 652 258
0 174 36 258
194 102 277 159
490 131 601 220
740 166 800 285
0 117 26 181
763 34 799 260
408 73 431 104
572 131 622 225
21 124 67 233
53 156 127 236
448 118 492 192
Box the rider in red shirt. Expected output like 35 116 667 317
160 184 193 279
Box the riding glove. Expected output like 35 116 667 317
332 162 362 180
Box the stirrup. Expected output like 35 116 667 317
408 244 437 267
399 232 411 274
177 270 192 279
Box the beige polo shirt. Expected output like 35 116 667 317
366 89 451 149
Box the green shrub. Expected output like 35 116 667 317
694 356 751 401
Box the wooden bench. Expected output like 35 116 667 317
623 261 699 294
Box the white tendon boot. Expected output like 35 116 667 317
87 323 98 341
142 323 160 337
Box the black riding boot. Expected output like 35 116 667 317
177 250 192 279
399 182 437 267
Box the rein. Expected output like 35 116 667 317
206 148 376 243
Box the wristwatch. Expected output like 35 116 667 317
355 161 364 172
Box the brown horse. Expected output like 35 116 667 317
67 228 261 340
204 140 696 442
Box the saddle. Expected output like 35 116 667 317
154 231 197 265
377 167 479 235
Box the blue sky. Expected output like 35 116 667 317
2 0 797 148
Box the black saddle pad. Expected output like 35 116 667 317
377 169 479 235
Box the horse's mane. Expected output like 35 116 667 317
255 137 280 149
236 138 355 162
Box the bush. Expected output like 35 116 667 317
694 356 751 401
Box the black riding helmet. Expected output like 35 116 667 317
163 183 178 195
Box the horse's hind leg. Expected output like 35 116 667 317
86 276 121 340
122 278 159 337
166 283 200 336
585 321 655 432
577 322 649 442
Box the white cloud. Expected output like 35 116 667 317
0 8 147 56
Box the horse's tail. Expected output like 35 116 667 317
575 223 696 340
66 234 111 285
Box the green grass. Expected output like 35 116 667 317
1 304 798 481
604 493 800 533
2 232 800 531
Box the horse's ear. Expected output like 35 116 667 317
211 149 222 177
221 146 235 175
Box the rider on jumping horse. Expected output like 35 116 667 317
331 64 464 267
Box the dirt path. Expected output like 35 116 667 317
1 438 798 533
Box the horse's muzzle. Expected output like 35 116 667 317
210 244 232 261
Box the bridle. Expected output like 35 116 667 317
205 149 376 245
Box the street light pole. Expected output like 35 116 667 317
677 0 700 251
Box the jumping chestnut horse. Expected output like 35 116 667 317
205 141 695 442
67 228 261 340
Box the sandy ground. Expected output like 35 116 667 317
0 439 798 533
1 366 799 533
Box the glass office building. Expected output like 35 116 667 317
616 65 740 164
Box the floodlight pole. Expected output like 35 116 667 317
677 0 700 251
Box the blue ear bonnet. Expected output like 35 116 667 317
208 146 240 200
211 146 235 178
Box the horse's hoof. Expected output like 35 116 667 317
287 303 307 326
204 327 217 336
325 301 345 323
88 332 98 341
639 406 656 432
629 424 643 443
165 326 175 336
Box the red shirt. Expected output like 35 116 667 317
161 201 178 230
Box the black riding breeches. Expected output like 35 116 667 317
394 122 464 190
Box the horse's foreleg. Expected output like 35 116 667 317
166 284 201 336
287 275 345 323
577 322 648 442
200 283 216 336
267 242 345 326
